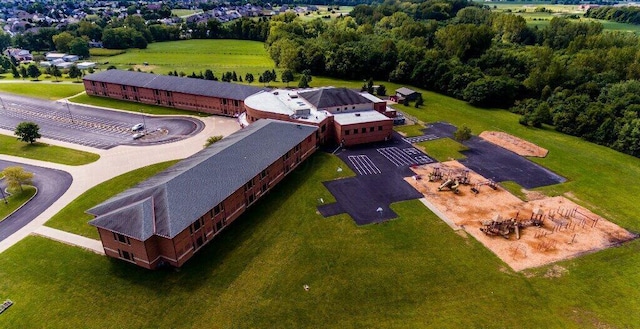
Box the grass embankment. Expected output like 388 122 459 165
499 181 528 201
2 153 640 328
0 134 99 165
69 94 210 116
45 160 178 239
0 186 36 221
416 138 468 162
0 83 84 100
393 124 425 137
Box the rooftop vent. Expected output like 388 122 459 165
355 113 361 117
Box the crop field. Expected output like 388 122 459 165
90 39 276 77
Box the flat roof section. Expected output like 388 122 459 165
244 90 329 124
333 111 392 126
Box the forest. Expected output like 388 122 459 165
260 1 640 157
585 6 640 25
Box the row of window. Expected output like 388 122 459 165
118 249 134 262
344 126 384 136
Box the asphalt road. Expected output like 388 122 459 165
0 159 72 242
0 92 204 149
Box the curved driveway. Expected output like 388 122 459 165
0 92 204 149
0 160 72 241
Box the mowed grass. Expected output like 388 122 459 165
394 124 425 137
0 186 36 221
69 93 211 116
0 134 99 165
499 181 528 201
416 137 468 162
91 39 276 77
2 153 640 328
0 83 84 100
45 160 178 239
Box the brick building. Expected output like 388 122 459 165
83 70 264 117
88 120 318 269
244 87 395 147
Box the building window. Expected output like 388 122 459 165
119 250 134 261
132 87 137 92
122 85 126 91
245 179 254 191
345 130 350 135
154 89 159 95
234 100 239 107
352 106 355 109
260 169 268 179
361 128 366 133
370 127 374 132
248 194 255 204
91 81 95 87
222 99 227 105
295 144 301 152
166 91 172 97
354 129 358 134
113 233 130 245
321 124 326 132
378 126 383 131
261 183 268 193
193 219 202 232
213 204 223 216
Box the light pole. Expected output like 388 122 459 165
65 100 74 123
0 96 6 111
0 184 8 204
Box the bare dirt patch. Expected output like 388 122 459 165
133 64 159 72
480 131 548 157
407 161 635 271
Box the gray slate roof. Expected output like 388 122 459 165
88 119 318 240
84 70 264 101
396 87 417 96
298 88 373 109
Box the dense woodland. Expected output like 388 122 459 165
585 6 640 25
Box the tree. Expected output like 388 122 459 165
377 84 387 96
14 122 41 144
1 166 33 192
19 66 27 80
281 69 294 87
415 94 424 108
11 65 19 78
245 73 254 84
51 65 62 82
68 37 90 58
298 74 310 88
454 125 472 142
68 64 82 81
53 32 74 52
204 69 215 80
27 64 41 80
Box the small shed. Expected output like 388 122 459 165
395 87 421 101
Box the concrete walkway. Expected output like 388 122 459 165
419 198 460 231
0 113 241 253
32 226 104 255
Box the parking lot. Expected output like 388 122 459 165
0 93 204 149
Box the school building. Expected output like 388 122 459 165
88 119 318 269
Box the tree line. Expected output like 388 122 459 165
585 6 640 25
260 1 640 157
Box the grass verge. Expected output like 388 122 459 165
0 134 99 165
416 137 468 162
499 181 528 201
393 124 425 137
0 186 36 221
2 153 640 328
0 83 84 100
45 160 179 239
69 94 210 116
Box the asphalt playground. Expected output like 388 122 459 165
318 122 565 225
0 93 204 149
0 160 72 242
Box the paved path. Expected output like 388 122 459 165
0 113 241 253
418 198 460 231
32 226 104 255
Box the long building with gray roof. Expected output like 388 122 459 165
88 119 318 269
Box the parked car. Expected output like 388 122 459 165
132 123 144 131
132 132 145 140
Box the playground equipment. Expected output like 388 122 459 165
480 211 544 239
428 166 443 182
438 179 460 194
471 179 498 194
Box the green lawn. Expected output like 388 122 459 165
499 181 528 201
0 186 36 221
0 134 99 165
89 48 126 57
416 137 469 162
45 160 179 239
69 93 211 116
0 82 84 100
394 124 425 137
2 153 640 328
171 9 202 17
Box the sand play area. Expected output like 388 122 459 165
479 131 548 157
406 161 635 271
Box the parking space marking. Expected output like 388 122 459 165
414 156 434 164
403 148 421 155
348 155 381 175
404 134 440 144
378 147 434 167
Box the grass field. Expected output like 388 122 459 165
0 186 36 221
45 160 178 239
171 9 202 17
499 181 528 201
0 83 84 100
416 138 468 162
69 94 211 116
89 48 126 57
1 153 640 328
0 134 99 165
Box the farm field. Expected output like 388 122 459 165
0 153 639 328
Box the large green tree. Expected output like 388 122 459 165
14 122 41 144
